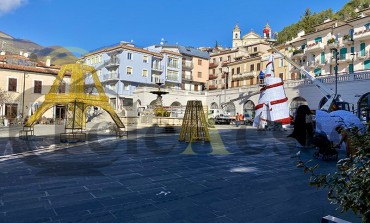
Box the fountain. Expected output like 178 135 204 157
150 82 169 107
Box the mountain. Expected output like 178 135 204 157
0 31 77 65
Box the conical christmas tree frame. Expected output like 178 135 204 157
179 100 209 142
23 63 125 134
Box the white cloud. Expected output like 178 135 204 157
0 0 28 16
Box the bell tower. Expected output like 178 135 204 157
232 24 241 48
263 23 271 39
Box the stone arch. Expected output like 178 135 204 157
243 100 255 119
170 101 181 106
225 102 236 116
210 102 218 109
357 92 370 123
290 97 308 117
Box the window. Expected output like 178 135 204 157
34 80 42 94
127 52 132 60
257 63 261 70
8 77 17 92
127 66 133 75
279 59 284 67
142 69 148 77
198 59 202 65
168 57 178 68
279 73 284 80
227 56 231 61
99 55 102 63
254 47 257 52
167 70 179 81
198 72 202 78
250 64 255 71
314 37 322 43
237 67 241 74
231 68 235 75
219 57 223 62
143 55 148 63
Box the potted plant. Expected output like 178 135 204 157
327 38 336 44
343 34 351 41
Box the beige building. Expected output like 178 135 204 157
0 54 69 125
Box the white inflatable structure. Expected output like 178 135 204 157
253 55 290 129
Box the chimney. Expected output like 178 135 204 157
20 51 23 56
46 57 51 67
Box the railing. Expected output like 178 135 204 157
182 74 193 81
305 42 324 52
168 62 179 68
209 62 219 68
152 64 164 71
102 73 119 82
182 61 193 69
209 74 217 80
353 28 370 40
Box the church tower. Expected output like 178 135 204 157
263 23 271 39
232 24 241 48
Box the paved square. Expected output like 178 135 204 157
0 125 361 222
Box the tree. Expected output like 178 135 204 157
295 128 370 222
0 88 13 117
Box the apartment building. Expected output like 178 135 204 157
148 44 209 91
81 41 181 112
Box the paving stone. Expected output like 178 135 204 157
0 126 362 222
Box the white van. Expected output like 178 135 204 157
209 109 228 118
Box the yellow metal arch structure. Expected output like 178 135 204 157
24 63 125 130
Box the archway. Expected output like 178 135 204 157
210 102 218 109
225 102 236 116
290 97 308 117
357 92 370 123
243 100 255 120
170 101 181 106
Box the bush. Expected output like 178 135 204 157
154 107 170 117
295 128 370 222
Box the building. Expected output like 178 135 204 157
0 53 69 125
147 44 210 92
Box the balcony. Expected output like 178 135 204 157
209 74 217 80
168 62 179 69
101 73 119 82
208 85 217 90
305 42 324 53
291 49 304 59
104 58 120 70
353 28 370 41
307 61 317 68
338 53 353 63
221 61 230 67
152 64 164 72
209 62 219 68
316 59 327 67
357 50 369 60
182 61 193 70
182 74 192 81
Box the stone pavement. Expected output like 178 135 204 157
0 125 362 223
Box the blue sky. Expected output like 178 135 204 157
0 0 349 55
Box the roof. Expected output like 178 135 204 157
83 42 163 58
0 55 61 75
177 46 210 59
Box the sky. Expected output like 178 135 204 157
0 0 350 56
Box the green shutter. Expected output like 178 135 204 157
314 68 321 76
360 43 366 57
365 60 370 69
314 37 322 43
321 52 325 64
340 48 347 60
